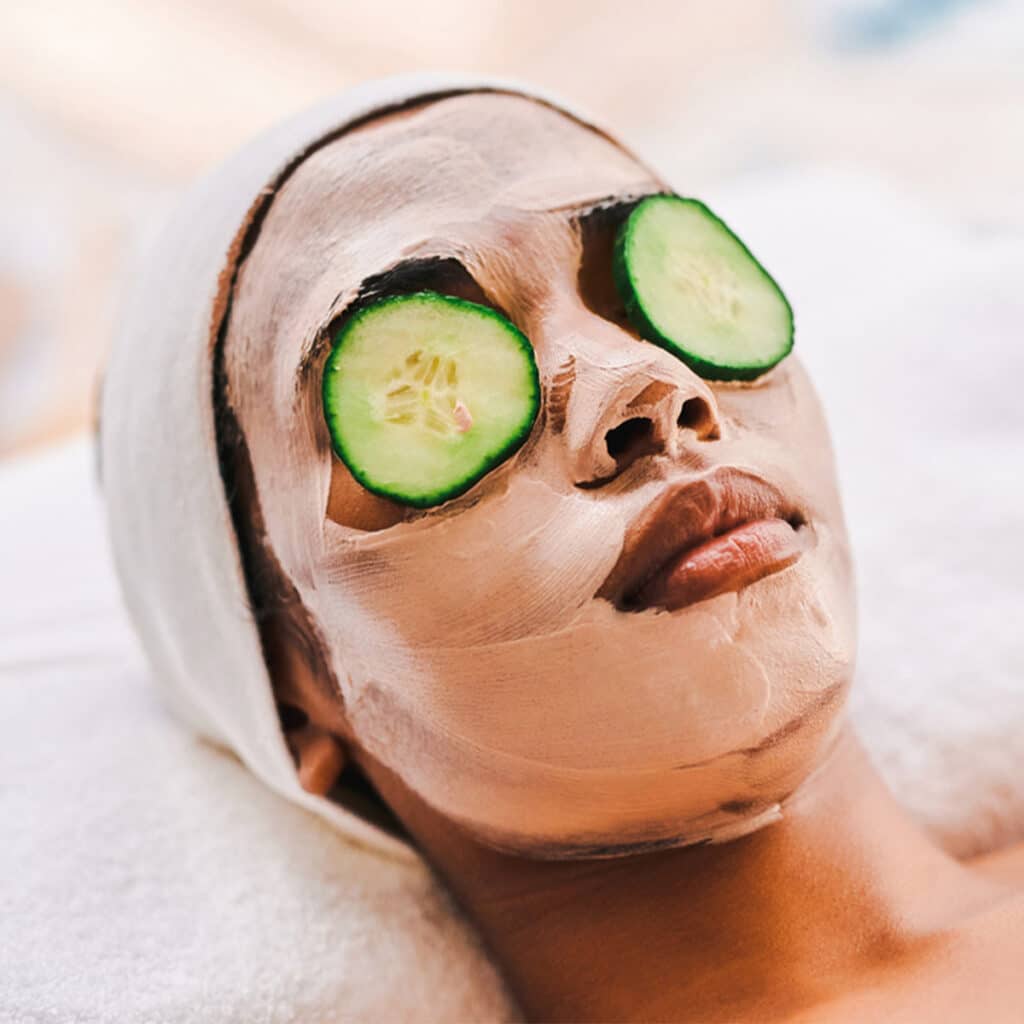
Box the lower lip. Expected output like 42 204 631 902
625 518 811 613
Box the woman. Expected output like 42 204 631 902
100 75 1024 1021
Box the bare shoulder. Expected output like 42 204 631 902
786 891 1024 1024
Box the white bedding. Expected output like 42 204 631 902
1 171 1021 1023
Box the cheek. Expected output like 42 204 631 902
716 360 844 516
324 471 628 648
711 358 803 435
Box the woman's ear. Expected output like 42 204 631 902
262 605 354 796
286 722 347 796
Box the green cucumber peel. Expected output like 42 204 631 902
612 194 794 382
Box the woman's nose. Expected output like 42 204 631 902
558 321 722 486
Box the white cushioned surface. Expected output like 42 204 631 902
1 171 1021 1023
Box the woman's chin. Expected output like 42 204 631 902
380 680 850 863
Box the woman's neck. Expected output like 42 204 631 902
363 727 1003 1022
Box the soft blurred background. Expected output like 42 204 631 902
1 0 1022 457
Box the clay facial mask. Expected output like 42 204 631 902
224 91 858 858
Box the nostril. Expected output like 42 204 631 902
677 397 716 438
606 416 656 463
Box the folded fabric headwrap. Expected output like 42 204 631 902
99 73 616 863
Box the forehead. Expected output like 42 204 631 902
288 89 657 224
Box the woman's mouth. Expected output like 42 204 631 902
621 516 811 612
596 466 813 613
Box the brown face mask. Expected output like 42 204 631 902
224 90 858 859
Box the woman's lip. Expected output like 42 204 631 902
622 517 812 613
596 466 805 608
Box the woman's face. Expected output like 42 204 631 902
225 91 857 858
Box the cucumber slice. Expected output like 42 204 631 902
613 195 793 381
322 292 540 509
